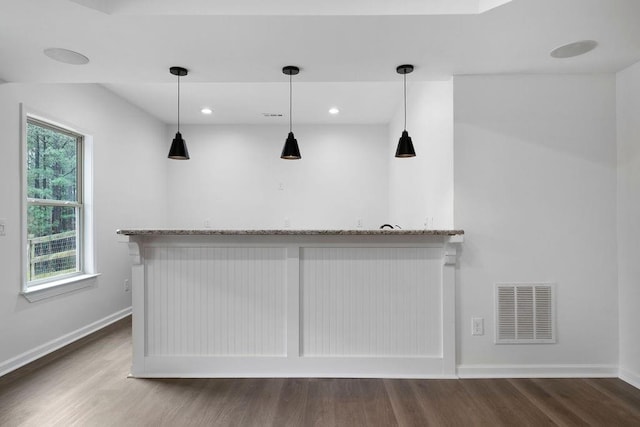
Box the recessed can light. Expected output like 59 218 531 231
550 40 598 59
201 108 213 115
43 48 90 65
329 107 340 115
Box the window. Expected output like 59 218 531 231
26 118 82 282
22 110 96 300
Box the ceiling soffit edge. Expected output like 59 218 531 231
69 0 513 16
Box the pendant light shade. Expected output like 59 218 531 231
281 132 301 159
281 65 301 160
395 130 415 158
395 64 416 158
169 132 189 159
168 66 190 160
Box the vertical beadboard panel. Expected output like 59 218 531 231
144 246 286 356
300 247 442 357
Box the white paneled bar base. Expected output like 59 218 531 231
117 229 464 378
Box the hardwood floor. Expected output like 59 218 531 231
1 317 639 426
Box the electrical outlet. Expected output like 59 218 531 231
472 317 484 336
284 217 290 228
278 182 284 191
356 218 363 228
204 219 211 228
124 279 130 292
0 218 5 236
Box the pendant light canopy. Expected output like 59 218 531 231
395 64 416 158
168 66 190 160
281 65 301 160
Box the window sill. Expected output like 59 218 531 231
22 273 101 302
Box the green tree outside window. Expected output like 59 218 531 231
26 119 82 282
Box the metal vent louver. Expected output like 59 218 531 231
495 284 555 344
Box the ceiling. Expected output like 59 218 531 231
69 0 514 16
1 0 640 125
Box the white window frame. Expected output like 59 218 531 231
20 105 98 302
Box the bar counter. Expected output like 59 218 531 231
118 229 464 378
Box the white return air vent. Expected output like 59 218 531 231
495 283 555 344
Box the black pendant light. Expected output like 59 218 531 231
281 65 301 159
168 66 190 160
395 64 416 158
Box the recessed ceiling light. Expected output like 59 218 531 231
201 108 213 115
43 48 90 65
329 107 340 115
550 40 598 59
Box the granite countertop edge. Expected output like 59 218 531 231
116 229 465 236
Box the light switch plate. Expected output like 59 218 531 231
472 317 484 336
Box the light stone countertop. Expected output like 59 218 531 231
116 229 464 236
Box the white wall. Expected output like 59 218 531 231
616 61 640 388
388 81 454 229
454 75 619 375
0 84 167 370
166 124 389 230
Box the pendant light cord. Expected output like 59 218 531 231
177 74 181 133
403 73 407 131
289 73 292 133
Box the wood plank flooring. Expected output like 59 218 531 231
1 317 639 426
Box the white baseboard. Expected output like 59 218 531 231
619 368 640 390
457 364 618 378
130 373 460 379
0 307 131 378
